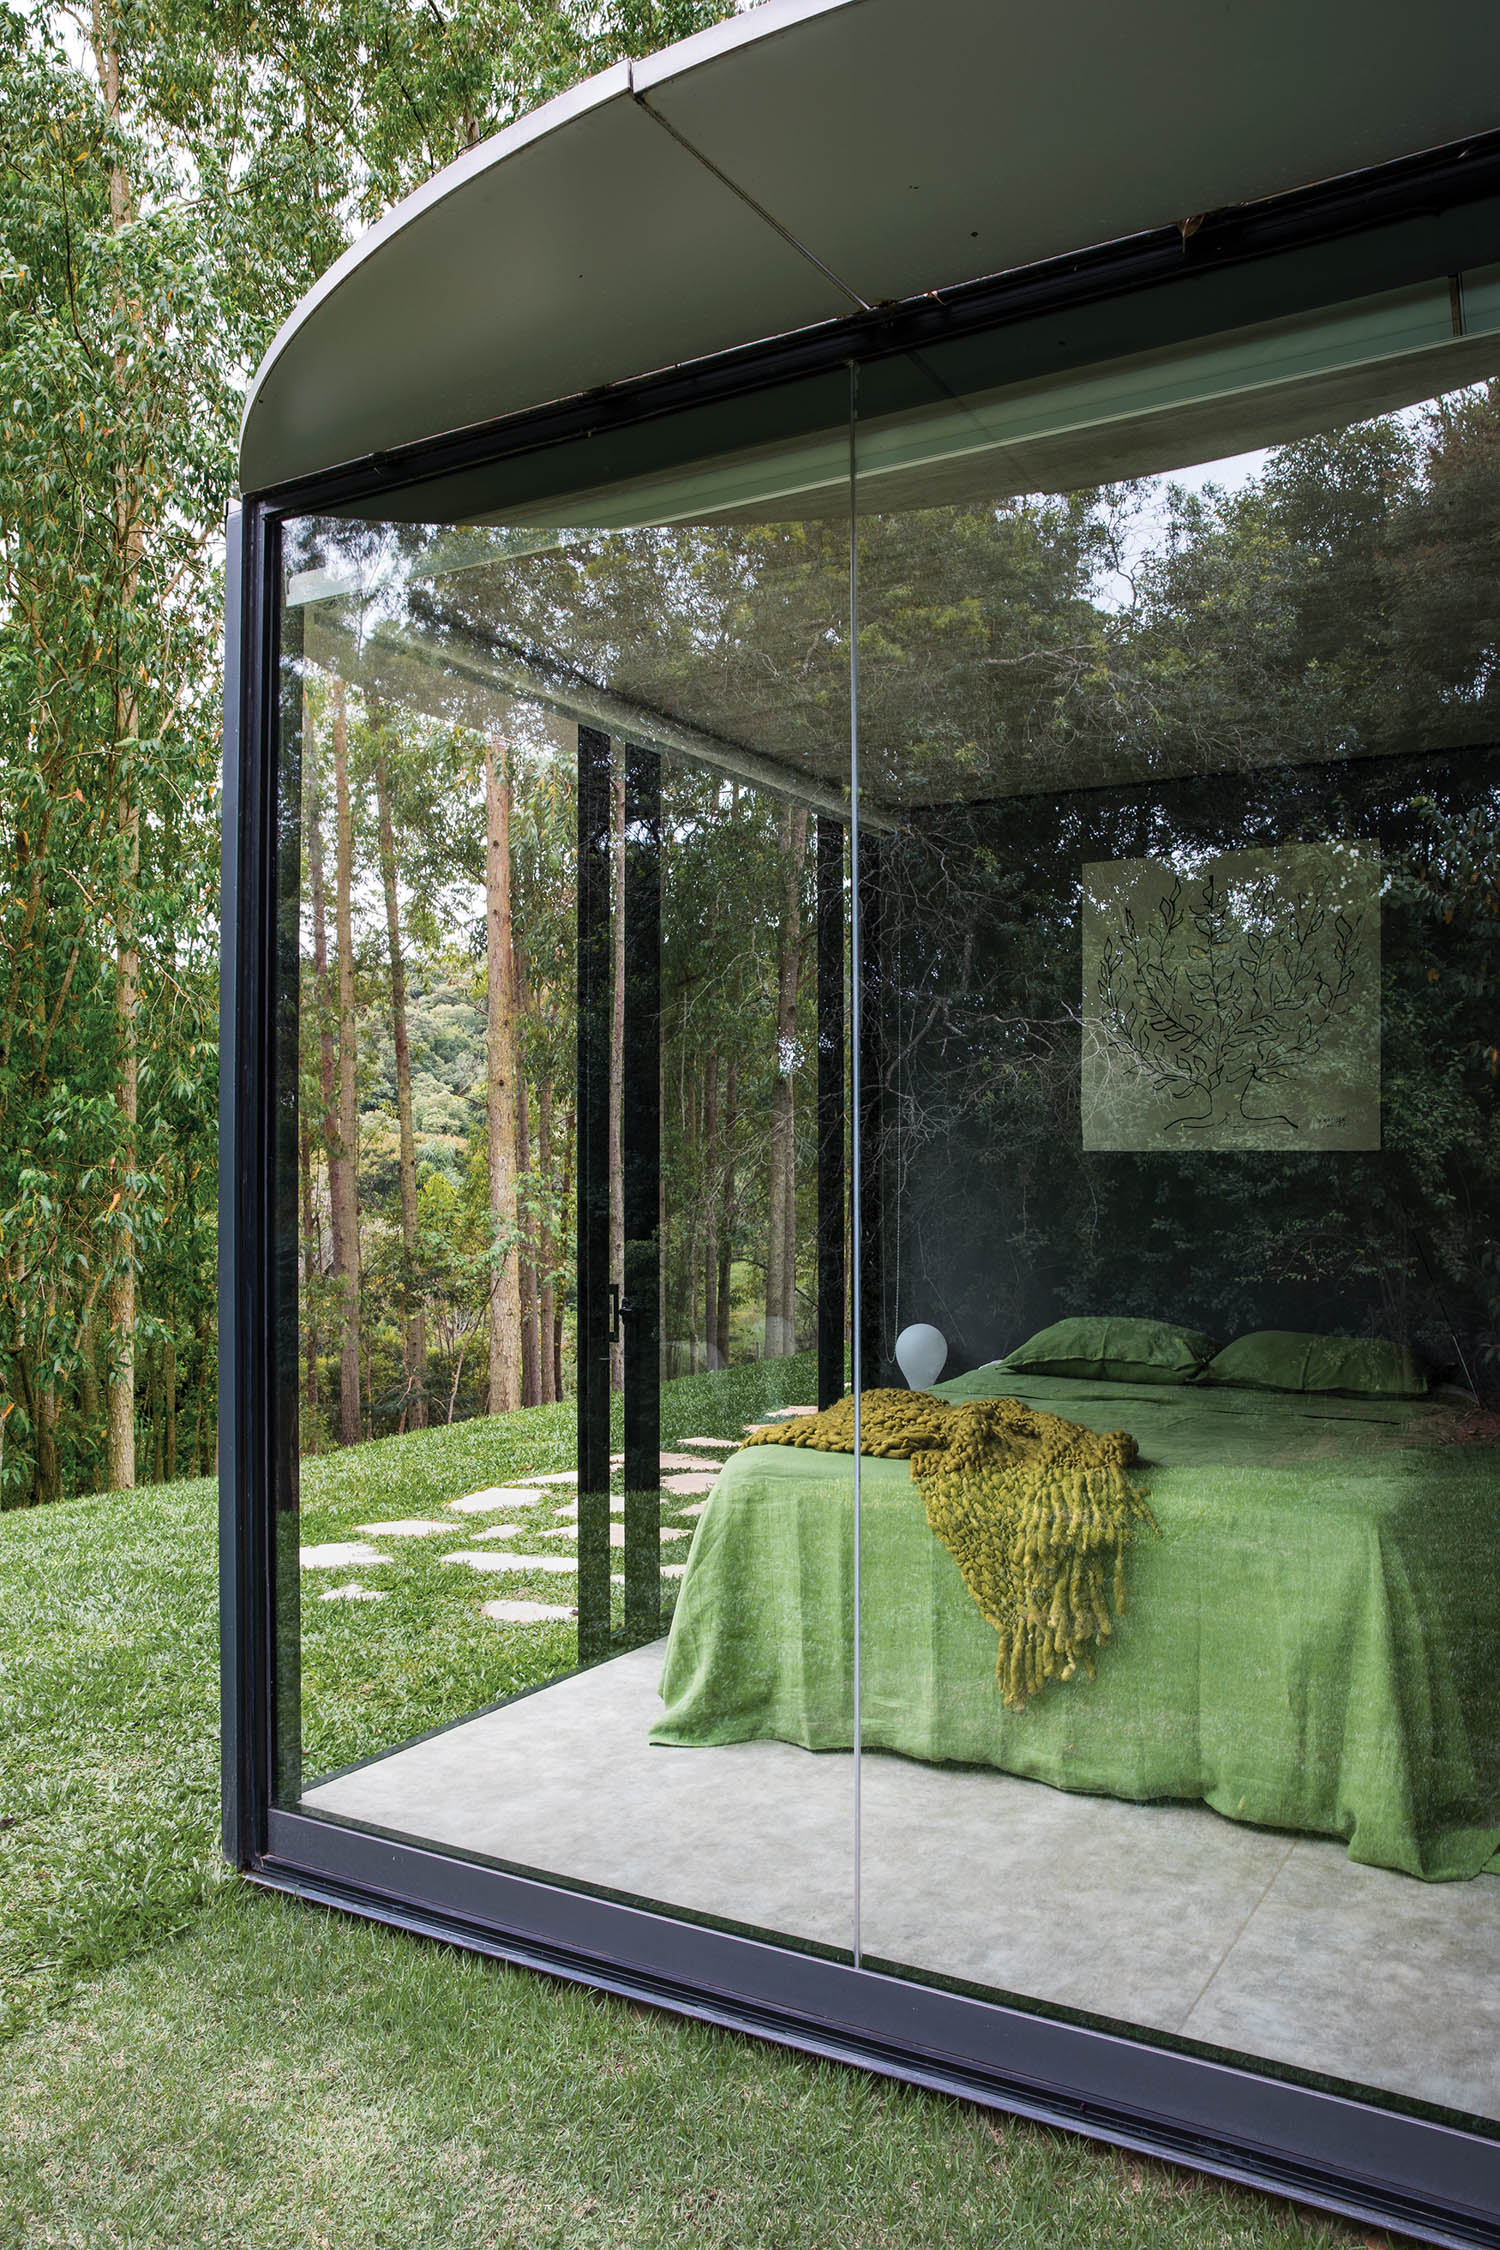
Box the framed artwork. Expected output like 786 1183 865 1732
1081 842 1381 1152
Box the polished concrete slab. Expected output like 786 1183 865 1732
301 1642 1500 2120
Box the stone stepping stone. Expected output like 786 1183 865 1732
352 1519 448 1538
767 1405 817 1418
661 1471 717 1495
449 1488 544 1513
480 1599 576 1624
317 1581 388 1603
657 1451 723 1472
661 1562 688 1579
527 1469 578 1485
459 1524 528 1543
440 1550 575 1575
674 1500 709 1518
678 1436 737 1450
300 1542 390 1569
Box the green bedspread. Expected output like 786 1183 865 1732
652 1369 1500 1879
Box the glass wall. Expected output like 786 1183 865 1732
267 270 1500 2128
849 287 1500 2119
273 372 860 1958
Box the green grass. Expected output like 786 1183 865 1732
0 1361 1398 2247
296 1354 822 1776
0 1356 819 2043
0 1893 1390 2250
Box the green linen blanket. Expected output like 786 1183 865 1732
740 1387 1154 1708
653 1368 1500 1880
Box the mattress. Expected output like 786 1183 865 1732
652 1367 1500 1879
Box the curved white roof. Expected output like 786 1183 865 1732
240 0 1500 496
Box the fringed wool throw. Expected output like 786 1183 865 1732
741 1390 1155 1710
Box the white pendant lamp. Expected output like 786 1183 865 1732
895 1323 948 1390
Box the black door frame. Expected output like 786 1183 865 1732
222 135 1500 2246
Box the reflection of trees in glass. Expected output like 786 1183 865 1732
1095 869 1363 1132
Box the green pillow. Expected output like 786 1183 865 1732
1198 1331 1428 1397
1001 1316 1219 1386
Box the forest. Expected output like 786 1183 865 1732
4 0 1500 1504
290 666 824 1449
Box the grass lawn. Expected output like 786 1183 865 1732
0 1362 1398 2247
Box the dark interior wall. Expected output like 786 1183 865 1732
866 746 1500 1395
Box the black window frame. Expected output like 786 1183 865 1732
221 130 1500 2248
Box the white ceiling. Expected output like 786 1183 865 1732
239 0 1500 496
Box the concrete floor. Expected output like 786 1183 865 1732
302 1642 1500 2120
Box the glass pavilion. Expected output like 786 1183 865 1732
223 3 1500 2236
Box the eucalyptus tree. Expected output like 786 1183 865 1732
0 0 732 1498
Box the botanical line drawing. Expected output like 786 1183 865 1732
1082 845 1380 1151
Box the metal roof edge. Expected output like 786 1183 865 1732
237 0 865 476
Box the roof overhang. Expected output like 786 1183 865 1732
239 0 1500 498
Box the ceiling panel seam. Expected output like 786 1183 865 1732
629 82 872 313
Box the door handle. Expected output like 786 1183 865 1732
609 1282 634 1343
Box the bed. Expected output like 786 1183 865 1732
652 1365 1500 1879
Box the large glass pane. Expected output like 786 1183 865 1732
848 286 1500 2121
271 372 858 1961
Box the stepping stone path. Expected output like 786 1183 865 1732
480 1599 575 1624
459 1523 528 1542
656 1451 724 1472
352 1519 449 1538
300 1541 390 1569
449 1487 544 1513
661 1472 717 1495
527 1470 578 1485
318 1581 388 1602
441 1550 576 1575
678 1436 737 1450
676 1500 709 1517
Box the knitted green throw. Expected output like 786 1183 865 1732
742 1389 1154 1709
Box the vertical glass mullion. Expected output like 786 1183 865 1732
622 740 662 1643
271 574 303 1806
815 815 846 1413
848 359 863 1966
576 722 614 1662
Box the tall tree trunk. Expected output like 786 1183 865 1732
703 1056 719 1368
373 747 426 1428
13 1351 59 1507
765 807 809 1357
105 769 139 1488
96 0 139 1493
608 754 625 1392
331 681 361 1446
300 1115 319 1426
146 1339 163 1482
190 1315 209 1475
78 1316 101 1489
164 1319 177 1482
40 1374 60 1505
556 1100 575 1402
537 1073 556 1405
485 737 522 1414
517 1070 540 1407
717 1057 737 1369
307 733 337 1446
